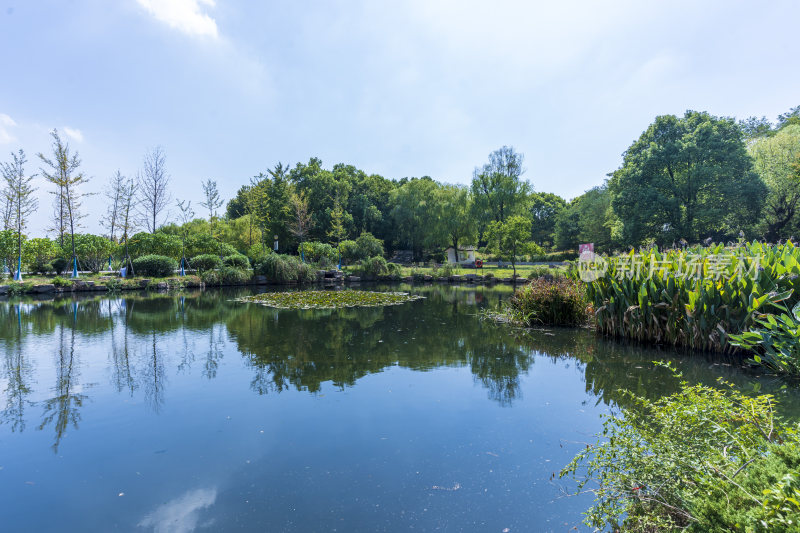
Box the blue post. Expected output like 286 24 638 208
14 256 22 281
338 252 341 270
301 249 305 262
180 257 185 276
108 255 113 271
72 256 79 278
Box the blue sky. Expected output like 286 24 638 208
1 0 798 235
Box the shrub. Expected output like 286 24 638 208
74 233 116 273
191 254 222 273
125 232 182 259
247 242 271 264
51 257 69 276
298 241 338 267
339 240 358 264
131 254 177 277
201 266 250 286
587 242 800 355
357 256 390 277
23 238 59 274
561 368 800 532
530 251 579 262
218 242 238 257
387 262 401 276
355 232 384 260
222 253 250 269
730 302 800 375
508 277 588 326
52 276 71 288
255 254 313 283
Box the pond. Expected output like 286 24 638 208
1 284 799 532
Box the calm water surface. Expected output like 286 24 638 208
1 284 798 532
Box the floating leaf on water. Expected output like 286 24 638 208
237 290 424 309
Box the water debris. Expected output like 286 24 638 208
237 290 424 309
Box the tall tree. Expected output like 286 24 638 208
486 215 532 278
1 149 37 280
38 129 82 248
176 199 194 273
101 170 126 242
435 184 476 261
748 125 800 241
38 130 89 276
200 179 223 236
389 177 441 260
609 111 766 244
327 191 348 247
118 176 138 275
471 146 530 237
528 192 566 247
137 146 171 233
287 191 312 248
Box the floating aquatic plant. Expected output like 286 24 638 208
238 290 423 309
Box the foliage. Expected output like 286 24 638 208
126 231 182 259
561 369 800 532
247 242 271 264
201 266 250 286
22 237 58 274
131 254 177 277
51 275 71 288
190 254 222 273
748 125 800 241
222 253 250 270
730 302 800 375
239 290 423 309
486 215 533 276
298 241 338 266
554 186 618 251
587 242 800 356
471 146 530 230
355 256 391 277
73 233 115 273
508 277 588 326
608 111 766 245
50 256 69 276
254 253 313 283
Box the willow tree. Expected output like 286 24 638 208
38 130 89 277
1 149 37 280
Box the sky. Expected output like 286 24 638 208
1 0 799 235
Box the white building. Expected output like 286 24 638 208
445 246 476 264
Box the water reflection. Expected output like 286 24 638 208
1 285 798 452
138 487 217 533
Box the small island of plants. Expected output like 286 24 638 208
238 290 424 309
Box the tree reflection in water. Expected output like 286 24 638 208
1 284 798 449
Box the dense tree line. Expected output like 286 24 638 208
1 105 799 278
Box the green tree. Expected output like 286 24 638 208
389 177 441 260
435 184 476 261
748 125 800 241
528 192 566 247
609 111 766 244
23 238 59 274
327 191 348 247
471 146 531 241
485 215 532 278
1 149 37 280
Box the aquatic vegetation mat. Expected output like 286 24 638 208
239 290 423 309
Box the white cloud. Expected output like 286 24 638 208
137 0 218 38
139 487 217 533
0 113 17 144
63 126 84 143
